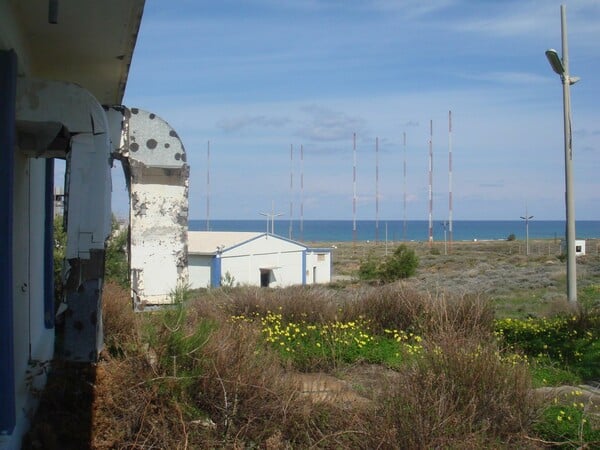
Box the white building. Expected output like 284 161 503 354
188 232 332 288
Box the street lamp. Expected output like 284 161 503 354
545 4 579 303
520 208 533 256
259 201 284 236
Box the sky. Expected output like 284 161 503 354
115 0 600 221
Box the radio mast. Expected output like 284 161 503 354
375 137 380 243
448 110 453 251
300 144 304 241
428 120 433 245
206 140 210 231
403 131 407 241
289 144 293 240
352 132 357 248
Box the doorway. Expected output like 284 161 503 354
260 269 271 287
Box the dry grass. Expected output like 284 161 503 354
85 282 541 448
379 332 536 449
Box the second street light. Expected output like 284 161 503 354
520 209 533 256
545 4 579 304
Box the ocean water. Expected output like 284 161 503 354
189 219 600 243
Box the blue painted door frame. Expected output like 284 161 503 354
0 49 17 435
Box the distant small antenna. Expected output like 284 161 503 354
289 144 294 240
352 133 357 248
448 110 453 252
206 140 210 231
300 144 305 241
403 131 407 241
428 120 433 245
375 137 380 243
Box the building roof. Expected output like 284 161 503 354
188 231 333 256
188 231 264 255
2 0 144 104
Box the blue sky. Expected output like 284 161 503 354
115 0 600 221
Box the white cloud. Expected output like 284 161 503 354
296 105 367 142
461 71 550 85
216 115 291 133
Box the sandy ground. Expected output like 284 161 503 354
317 238 600 316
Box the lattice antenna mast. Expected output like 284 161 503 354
448 110 453 251
375 137 380 243
428 120 433 245
300 144 304 241
403 131 407 241
206 140 210 231
289 144 294 240
352 133 357 248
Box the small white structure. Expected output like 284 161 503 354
188 232 332 288
561 239 586 257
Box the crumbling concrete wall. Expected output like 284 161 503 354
109 107 189 308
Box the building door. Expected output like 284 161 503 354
260 269 270 287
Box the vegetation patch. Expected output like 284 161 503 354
27 237 600 448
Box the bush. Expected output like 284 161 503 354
105 217 129 288
533 404 600 446
358 253 379 281
381 244 419 281
380 332 535 448
495 313 600 381
358 244 419 283
507 233 516 241
53 216 66 305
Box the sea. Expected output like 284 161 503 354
189 220 600 243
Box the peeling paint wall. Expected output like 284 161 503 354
110 107 189 308
16 78 112 362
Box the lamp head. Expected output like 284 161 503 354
545 49 564 75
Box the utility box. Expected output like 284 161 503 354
561 239 586 256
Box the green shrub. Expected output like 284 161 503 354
358 253 379 281
379 245 419 281
495 314 600 381
105 217 129 288
533 404 600 447
358 245 419 283
53 215 66 304
507 233 516 241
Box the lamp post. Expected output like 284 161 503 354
520 208 533 256
545 4 579 303
259 201 284 236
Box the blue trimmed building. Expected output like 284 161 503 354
188 232 332 288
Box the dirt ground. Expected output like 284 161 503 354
323 238 600 316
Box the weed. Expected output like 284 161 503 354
533 404 600 448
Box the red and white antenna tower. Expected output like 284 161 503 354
352 132 357 248
375 137 380 243
289 144 294 240
403 131 407 241
300 144 304 241
206 140 210 231
428 120 433 245
448 110 453 251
